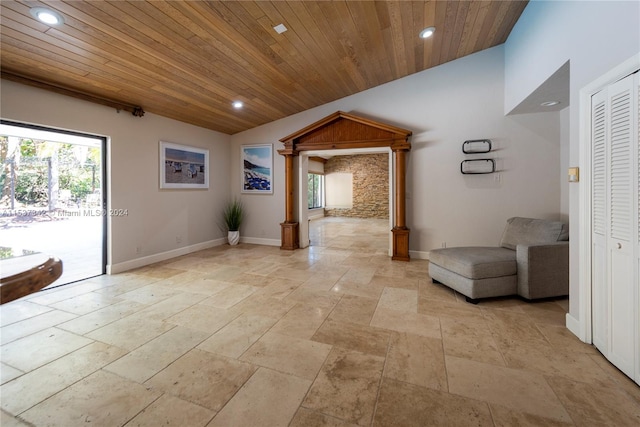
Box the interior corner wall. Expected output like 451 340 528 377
231 45 563 257
504 0 640 324
0 79 231 270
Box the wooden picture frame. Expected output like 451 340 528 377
160 141 209 189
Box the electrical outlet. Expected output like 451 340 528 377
135 246 142 255
441 242 447 248
176 236 182 244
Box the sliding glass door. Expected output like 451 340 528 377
0 121 106 287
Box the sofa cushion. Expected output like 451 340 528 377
429 247 516 279
499 217 569 250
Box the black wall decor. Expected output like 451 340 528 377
461 158 496 174
462 139 492 154
461 139 495 174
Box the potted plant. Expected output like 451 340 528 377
222 198 244 245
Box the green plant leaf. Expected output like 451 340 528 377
222 198 244 231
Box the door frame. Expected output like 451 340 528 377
297 148 394 254
0 119 108 280
576 53 640 345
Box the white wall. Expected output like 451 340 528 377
231 45 563 256
0 79 231 272
504 0 640 326
505 1 640 115
325 173 353 209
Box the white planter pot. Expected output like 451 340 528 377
228 230 240 246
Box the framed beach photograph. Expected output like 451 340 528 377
160 141 209 189
241 144 273 194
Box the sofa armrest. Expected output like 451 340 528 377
516 241 569 299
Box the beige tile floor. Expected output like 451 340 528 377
1 217 639 426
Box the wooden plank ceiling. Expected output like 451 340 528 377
0 1 528 135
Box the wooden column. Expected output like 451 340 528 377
392 149 410 261
279 150 299 250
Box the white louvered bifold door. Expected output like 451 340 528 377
591 71 639 384
592 88 608 353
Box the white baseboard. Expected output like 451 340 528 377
565 313 586 342
239 236 281 246
409 250 430 260
107 238 226 274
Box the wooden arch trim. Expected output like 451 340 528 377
278 111 412 261
279 111 411 153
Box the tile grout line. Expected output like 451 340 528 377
539 373 578 425
4 338 106 417
369 331 393 427
292 341 336 425
119 391 165 427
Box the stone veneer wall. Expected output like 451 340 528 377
324 153 388 219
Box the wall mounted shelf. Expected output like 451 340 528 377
461 159 495 174
462 139 492 154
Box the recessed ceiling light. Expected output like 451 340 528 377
540 101 560 107
30 7 64 25
419 26 435 39
232 101 244 109
273 24 288 34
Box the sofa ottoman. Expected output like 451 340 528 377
429 247 517 302
428 217 569 303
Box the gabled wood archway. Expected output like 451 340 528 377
278 111 412 261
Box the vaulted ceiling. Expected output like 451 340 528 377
0 1 528 134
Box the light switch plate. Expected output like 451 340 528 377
568 167 579 182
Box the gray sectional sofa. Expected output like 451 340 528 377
428 217 569 303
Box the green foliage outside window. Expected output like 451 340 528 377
308 173 323 209
1 137 101 207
